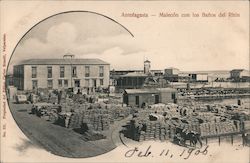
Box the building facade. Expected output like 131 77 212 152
164 67 180 76
116 72 148 90
13 58 110 90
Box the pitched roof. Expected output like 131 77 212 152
17 58 110 65
121 72 148 77
230 69 245 72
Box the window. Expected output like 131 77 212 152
100 79 104 86
93 79 97 87
72 66 77 77
47 80 53 89
58 80 62 87
85 79 89 87
171 93 176 99
31 66 37 78
99 66 104 77
135 96 139 106
64 80 68 87
60 66 64 78
32 80 38 89
85 66 90 77
47 66 52 78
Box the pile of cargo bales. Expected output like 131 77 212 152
60 98 91 113
31 103 59 119
82 108 111 131
35 88 49 102
105 96 122 105
150 103 181 118
200 120 240 137
67 112 83 129
48 112 59 123
52 112 72 127
87 114 110 131
65 108 111 132
125 112 175 142
108 105 131 120
179 117 201 132
196 112 216 123
71 94 87 104
138 121 171 142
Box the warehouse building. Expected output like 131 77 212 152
164 67 180 76
114 60 152 90
230 69 250 82
116 72 148 90
123 88 177 107
178 72 208 82
13 58 110 90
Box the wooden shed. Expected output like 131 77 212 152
123 88 177 107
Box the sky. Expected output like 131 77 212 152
8 9 249 73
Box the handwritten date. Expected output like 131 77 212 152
125 145 209 159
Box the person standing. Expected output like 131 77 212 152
48 92 51 102
242 132 248 146
58 90 62 104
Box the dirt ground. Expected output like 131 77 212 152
8 102 129 158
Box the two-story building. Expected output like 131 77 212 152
13 58 110 90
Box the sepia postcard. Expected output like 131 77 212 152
0 1 249 163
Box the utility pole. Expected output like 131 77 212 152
63 54 75 88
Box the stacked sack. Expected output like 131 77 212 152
200 121 239 137
197 112 216 123
68 112 83 129
109 105 131 119
131 120 171 142
48 112 59 123
82 109 111 131
200 123 210 137
149 104 180 118
215 121 238 134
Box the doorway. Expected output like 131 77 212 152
135 96 139 106
74 80 80 87
155 94 159 104
93 79 97 88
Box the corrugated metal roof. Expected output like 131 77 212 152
18 58 110 65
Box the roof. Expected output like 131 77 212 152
156 88 177 92
120 72 148 77
124 89 159 94
165 67 179 70
124 87 177 94
17 58 110 65
230 69 245 72
180 72 208 75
